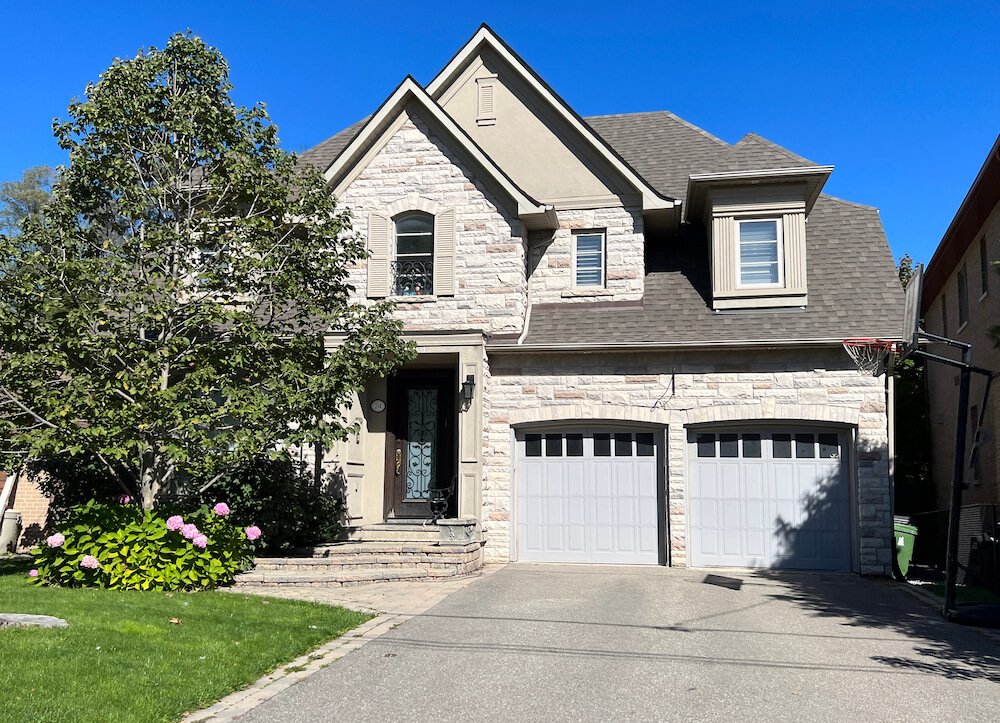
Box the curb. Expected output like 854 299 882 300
187 613 401 722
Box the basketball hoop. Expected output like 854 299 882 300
843 338 897 376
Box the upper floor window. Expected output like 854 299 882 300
574 231 605 287
980 237 990 298
941 293 948 336
393 212 434 296
958 265 969 327
737 219 783 287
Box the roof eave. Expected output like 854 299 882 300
324 76 552 227
685 166 834 223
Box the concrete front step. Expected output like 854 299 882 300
232 566 466 587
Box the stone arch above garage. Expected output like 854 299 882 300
508 403 671 428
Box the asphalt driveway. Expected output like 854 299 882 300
240 565 1000 722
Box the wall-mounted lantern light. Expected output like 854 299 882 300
461 374 475 402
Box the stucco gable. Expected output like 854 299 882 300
427 25 675 215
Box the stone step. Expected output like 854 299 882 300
232 566 465 587
340 524 441 543
299 541 481 557
256 555 478 571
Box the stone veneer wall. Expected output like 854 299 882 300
339 109 527 335
481 348 893 575
528 206 644 304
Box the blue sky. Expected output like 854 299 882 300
1 1 997 266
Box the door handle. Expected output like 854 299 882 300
395 448 402 475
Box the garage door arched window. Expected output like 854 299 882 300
393 212 434 296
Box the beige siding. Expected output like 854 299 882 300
706 186 808 309
925 199 1000 509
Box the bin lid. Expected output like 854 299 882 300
894 523 918 534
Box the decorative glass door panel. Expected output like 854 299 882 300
385 370 456 519
405 388 438 500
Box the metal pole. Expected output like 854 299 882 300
943 357 972 617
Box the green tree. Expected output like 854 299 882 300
0 32 412 508
893 254 934 513
0 165 55 234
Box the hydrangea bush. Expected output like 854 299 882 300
29 499 261 591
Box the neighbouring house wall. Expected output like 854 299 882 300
482 348 892 575
924 200 1000 510
339 109 527 336
14 476 50 550
528 206 645 303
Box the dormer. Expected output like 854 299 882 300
686 166 833 310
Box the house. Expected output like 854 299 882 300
299 26 905 576
921 132 1000 511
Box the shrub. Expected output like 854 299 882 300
29 500 258 591
182 456 343 553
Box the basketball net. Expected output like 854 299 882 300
843 339 897 376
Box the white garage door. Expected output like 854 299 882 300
516 429 662 564
689 429 852 570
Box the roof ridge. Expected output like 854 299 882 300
586 110 730 148
736 132 816 166
817 192 879 213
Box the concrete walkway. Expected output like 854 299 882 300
237 564 1000 722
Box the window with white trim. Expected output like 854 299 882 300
737 219 783 287
393 212 434 296
573 231 605 287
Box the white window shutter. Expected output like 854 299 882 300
367 211 391 298
433 209 456 296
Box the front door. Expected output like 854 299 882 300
385 369 456 519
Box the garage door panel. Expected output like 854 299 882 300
691 429 851 570
517 429 661 565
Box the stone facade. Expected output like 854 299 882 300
324 82 894 577
528 206 645 303
924 199 1000 509
340 109 527 335
481 348 892 575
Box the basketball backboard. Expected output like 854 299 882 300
899 263 923 359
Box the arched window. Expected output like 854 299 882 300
393 212 434 296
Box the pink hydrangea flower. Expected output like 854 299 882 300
181 523 200 540
212 502 230 516
80 555 99 570
245 526 262 541
28 569 38 578
192 534 208 549
119 494 131 504
46 533 65 548
166 515 184 531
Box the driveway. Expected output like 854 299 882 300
240 565 1000 722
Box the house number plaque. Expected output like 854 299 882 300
370 399 386 413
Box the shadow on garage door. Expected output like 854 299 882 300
688 428 854 571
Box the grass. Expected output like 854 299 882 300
0 556 371 723
923 582 1000 604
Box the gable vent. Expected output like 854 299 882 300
476 75 497 126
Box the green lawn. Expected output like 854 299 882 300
0 556 370 723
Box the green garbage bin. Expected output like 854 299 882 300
894 523 918 577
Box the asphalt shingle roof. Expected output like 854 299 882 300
521 195 905 346
301 106 904 346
